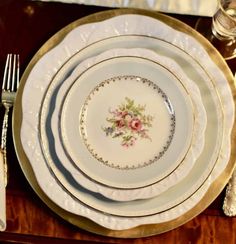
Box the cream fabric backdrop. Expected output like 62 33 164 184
38 0 218 16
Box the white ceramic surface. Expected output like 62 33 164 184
20 14 233 230
59 50 196 189
40 37 215 203
38 48 208 216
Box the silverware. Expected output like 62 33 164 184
223 170 236 216
223 72 236 216
1 54 20 186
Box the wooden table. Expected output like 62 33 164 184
0 0 236 243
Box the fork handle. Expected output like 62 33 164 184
0 149 7 188
1 107 10 150
1 107 10 186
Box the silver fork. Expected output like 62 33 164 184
1 54 20 186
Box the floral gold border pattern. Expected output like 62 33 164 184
80 75 176 170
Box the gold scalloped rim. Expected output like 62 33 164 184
12 8 236 238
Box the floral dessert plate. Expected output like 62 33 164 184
16 11 234 230
39 35 218 202
58 48 199 189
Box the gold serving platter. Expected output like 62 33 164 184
12 8 236 238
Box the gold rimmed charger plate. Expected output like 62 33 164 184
12 8 236 238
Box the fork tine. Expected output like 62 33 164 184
11 54 16 92
6 54 12 91
2 54 20 92
16 54 20 88
2 54 10 90
10 54 19 92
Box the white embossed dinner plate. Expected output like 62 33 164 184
39 47 207 207
15 11 235 232
39 36 212 203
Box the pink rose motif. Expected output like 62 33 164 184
129 118 142 131
116 119 125 128
120 111 128 118
103 97 153 148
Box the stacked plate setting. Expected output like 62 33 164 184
16 11 235 234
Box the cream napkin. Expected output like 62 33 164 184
37 0 218 17
0 151 6 231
